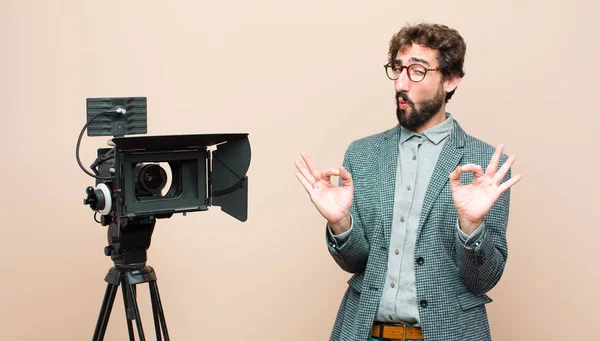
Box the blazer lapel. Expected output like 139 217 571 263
378 125 401 247
416 120 466 240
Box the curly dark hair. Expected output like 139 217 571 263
389 23 466 101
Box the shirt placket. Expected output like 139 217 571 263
383 136 421 322
392 137 421 319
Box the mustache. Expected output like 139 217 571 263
396 92 414 107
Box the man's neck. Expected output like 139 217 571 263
414 109 447 133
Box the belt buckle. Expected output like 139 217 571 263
380 323 407 341
401 323 407 341
393 323 407 341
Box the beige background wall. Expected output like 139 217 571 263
1 0 598 340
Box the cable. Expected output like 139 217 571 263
90 148 115 175
76 110 117 180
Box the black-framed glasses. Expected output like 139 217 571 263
384 63 440 82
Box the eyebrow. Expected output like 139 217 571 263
394 57 432 67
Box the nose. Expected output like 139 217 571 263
394 68 410 93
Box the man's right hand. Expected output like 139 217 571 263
294 152 354 235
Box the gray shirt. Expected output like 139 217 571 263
374 115 453 325
331 114 484 326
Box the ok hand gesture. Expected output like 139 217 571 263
449 144 522 235
294 152 354 234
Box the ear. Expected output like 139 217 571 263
443 74 461 94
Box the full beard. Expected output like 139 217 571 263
396 86 445 131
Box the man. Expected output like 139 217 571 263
295 23 522 341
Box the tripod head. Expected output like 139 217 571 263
103 216 156 266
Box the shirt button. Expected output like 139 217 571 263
400 217 405 222
407 186 412 191
389 315 394 321
416 257 424 265
412 156 417 160
395 249 399 255
390 282 395 288
420 300 428 308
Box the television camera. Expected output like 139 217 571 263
78 97 250 341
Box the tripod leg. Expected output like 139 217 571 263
149 280 170 341
121 277 136 341
128 284 147 341
92 282 119 341
149 282 162 341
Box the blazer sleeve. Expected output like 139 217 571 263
325 141 370 274
456 154 512 295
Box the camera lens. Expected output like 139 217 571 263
135 164 167 195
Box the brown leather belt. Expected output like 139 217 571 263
371 322 423 340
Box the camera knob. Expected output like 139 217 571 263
83 186 97 207
84 183 112 215
104 246 113 257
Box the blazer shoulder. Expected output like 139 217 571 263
342 126 397 169
348 126 398 152
462 133 507 163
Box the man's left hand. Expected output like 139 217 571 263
449 144 523 235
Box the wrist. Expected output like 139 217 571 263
329 214 351 235
459 217 482 236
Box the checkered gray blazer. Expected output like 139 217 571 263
326 120 511 341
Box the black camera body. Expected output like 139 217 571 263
82 97 250 265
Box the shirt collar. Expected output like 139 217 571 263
399 113 454 145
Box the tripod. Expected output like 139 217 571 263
92 264 170 341
89 216 170 341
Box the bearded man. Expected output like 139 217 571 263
295 23 522 341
